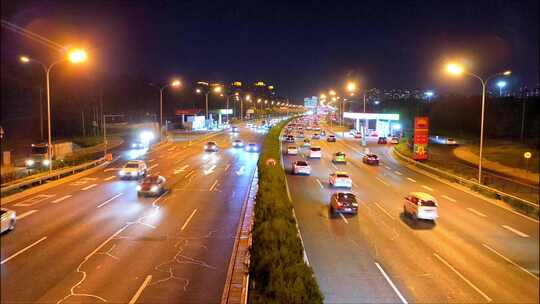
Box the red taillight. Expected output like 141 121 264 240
417 201 423 206
336 201 343 207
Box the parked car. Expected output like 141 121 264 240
403 192 439 221
377 137 388 144
329 172 352 188
362 154 379 165
0 208 16 233
119 160 147 180
329 192 358 216
137 175 166 197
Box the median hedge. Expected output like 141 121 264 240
250 119 323 304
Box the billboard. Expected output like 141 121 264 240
304 96 318 108
413 117 429 160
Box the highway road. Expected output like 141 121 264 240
1 125 264 303
282 125 539 303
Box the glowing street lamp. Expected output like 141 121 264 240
150 79 181 139
496 80 507 96
346 82 356 93
19 48 88 173
425 90 434 102
329 90 336 96
445 62 511 183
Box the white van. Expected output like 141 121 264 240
309 146 322 158
404 192 439 221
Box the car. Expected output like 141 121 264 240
285 135 295 143
245 143 259 152
446 138 458 145
329 192 358 216
205 141 219 152
329 172 352 188
320 130 326 137
312 133 321 140
231 126 239 133
349 129 357 135
296 132 305 138
1 208 16 233
308 146 322 158
137 175 166 196
119 160 147 179
362 154 379 165
332 152 346 163
131 140 146 149
292 160 311 175
303 138 311 147
232 139 244 147
390 137 399 144
287 145 299 155
246 123 254 128
313 126 321 132
377 137 387 144
327 135 336 142
354 132 362 139
403 192 439 221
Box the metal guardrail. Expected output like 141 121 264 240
0 157 106 196
393 147 539 208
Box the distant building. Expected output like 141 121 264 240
304 96 318 108
365 88 435 102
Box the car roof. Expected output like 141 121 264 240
333 171 348 175
409 192 437 201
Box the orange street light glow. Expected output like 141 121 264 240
68 49 87 63
20 56 30 63
446 63 464 75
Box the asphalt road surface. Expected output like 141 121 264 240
1 125 264 304
282 126 539 304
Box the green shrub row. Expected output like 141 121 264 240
250 119 323 304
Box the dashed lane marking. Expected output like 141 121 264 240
104 176 116 181
97 193 123 208
482 243 539 280
442 195 456 202
339 213 349 224
14 194 55 207
501 225 529 238
17 209 38 220
421 185 434 192
375 262 408 304
148 164 158 170
180 209 198 231
376 177 390 186
52 195 72 204
128 275 152 304
316 179 324 189
81 184 97 191
467 208 487 217
407 177 417 183
1 236 47 265
374 202 395 220
394 171 402 175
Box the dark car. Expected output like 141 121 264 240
327 135 336 142
329 192 358 216
362 153 380 165
205 141 218 152
285 135 295 143
377 137 387 144
137 175 166 197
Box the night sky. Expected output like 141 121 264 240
2 0 538 102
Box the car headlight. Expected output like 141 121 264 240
25 159 35 166
42 159 51 166
132 143 137 148
119 170 125 176
136 185 142 191
150 185 159 192
204 145 208 149
131 171 137 176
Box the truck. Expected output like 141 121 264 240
25 141 73 169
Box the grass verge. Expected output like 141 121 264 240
249 119 323 304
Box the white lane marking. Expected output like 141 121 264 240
339 213 349 224
167 147 176 152
103 168 117 172
482 243 539 280
236 165 246 176
184 170 195 179
501 225 529 238
225 164 231 171
14 194 55 207
433 253 492 302
17 210 38 220
174 164 190 174
204 165 216 175
375 262 408 304
315 178 324 189
52 195 72 204
384 165 391 170
1 236 47 265
374 202 395 220
181 209 198 231
442 195 456 202
148 164 158 170
97 193 123 208
81 184 97 191
209 180 219 191
467 208 487 218
421 185 434 192
128 275 152 304
376 177 390 186
330 163 338 170
104 175 116 181
407 177 417 183
394 171 403 176
148 159 156 162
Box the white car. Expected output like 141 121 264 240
232 139 244 147
308 146 322 158
1 208 16 233
119 160 147 180
329 172 352 188
404 192 439 221
446 138 458 145
390 137 399 144
292 160 311 175
287 145 299 155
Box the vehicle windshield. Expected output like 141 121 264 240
336 174 349 178
125 163 139 168
421 200 437 207
31 146 48 154
288 146 297 149
368 154 378 158
337 193 356 202
296 161 308 166
336 152 344 156
311 147 321 151
142 176 159 183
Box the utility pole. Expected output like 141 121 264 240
39 85 44 140
81 110 86 136
520 96 527 142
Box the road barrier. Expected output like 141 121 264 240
0 157 107 197
393 147 539 215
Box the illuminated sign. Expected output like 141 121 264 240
413 117 429 161
255 81 266 87
268 85 274 90
246 109 255 114
343 113 400 120
218 109 233 115
233 81 242 87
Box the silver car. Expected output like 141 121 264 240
1 208 16 233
